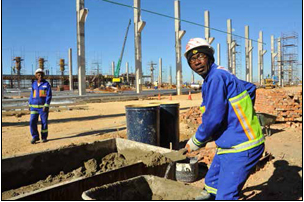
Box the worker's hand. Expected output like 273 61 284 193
185 136 200 153
43 107 49 112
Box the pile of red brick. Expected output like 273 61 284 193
180 87 302 129
180 106 202 128
255 88 302 123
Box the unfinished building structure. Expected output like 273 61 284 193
280 32 299 85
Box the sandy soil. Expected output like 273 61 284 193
2 90 303 200
2 93 200 158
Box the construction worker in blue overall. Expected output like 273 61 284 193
29 68 52 144
183 38 265 200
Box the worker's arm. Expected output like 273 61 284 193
29 84 34 110
43 83 52 112
186 75 228 152
240 80 256 106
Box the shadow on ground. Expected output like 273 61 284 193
46 126 127 142
2 113 126 127
241 159 302 200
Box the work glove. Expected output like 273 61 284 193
43 106 49 112
185 136 200 153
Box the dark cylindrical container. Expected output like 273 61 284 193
149 102 180 150
125 104 160 146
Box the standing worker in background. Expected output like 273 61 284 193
29 68 52 144
183 38 264 200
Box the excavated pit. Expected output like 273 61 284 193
2 138 185 200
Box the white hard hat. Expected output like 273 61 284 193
184 38 215 59
35 68 45 75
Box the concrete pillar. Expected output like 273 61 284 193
134 0 146 94
68 48 73 91
258 31 267 85
111 61 115 76
169 65 172 86
271 35 277 78
158 58 162 86
217 43 220 65
174 0 186 95
232 41 236 75
245 26 249 81
204 10 214 44
249 40 253 82
278 37 283 87
227 19 232 72
126 62 129 83
191 71 194 83
76 0 88 96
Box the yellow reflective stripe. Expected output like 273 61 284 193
30 111 39 114
44 104 50 107
229 91 256 140
33 90 36 98
200 106 205 114
29 105 44 108
229 90 248 103
41 129 48 133
192 136 204 146
205 184 217 194
217 135 265 154
236 103 256 139
231 104 253 140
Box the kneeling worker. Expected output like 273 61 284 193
183 38 264 200
29 68 52 144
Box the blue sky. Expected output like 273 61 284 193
2 0 302 83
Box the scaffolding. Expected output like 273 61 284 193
233 36 242 79
280 31 299 85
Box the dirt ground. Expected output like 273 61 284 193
2 90 303 200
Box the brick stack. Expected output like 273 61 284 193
255 88 302 124
180 106 202 128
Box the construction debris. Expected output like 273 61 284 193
255 88 302 123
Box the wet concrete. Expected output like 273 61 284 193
2 150 173 200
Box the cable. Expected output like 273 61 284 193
99 0 266 45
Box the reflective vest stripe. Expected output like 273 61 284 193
236 103 256 139
29 104 44 108
230 91 256 140
230 90 249 104
44 104 50 107
205 184 217 194
39 90 46 97
231 104 253 140
217 135 264 154
30 111 39 114
200 106 205 114
33 90 36 98
41 129 48 133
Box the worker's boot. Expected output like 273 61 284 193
30 137 40 144
195 190 214 200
